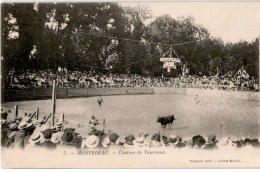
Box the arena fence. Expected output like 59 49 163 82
153 87 260 102
2 87 154 102
54 113 132 137
3 86 260 102
1 105 40 120
1 105 133 137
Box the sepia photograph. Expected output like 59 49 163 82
1 1 260 168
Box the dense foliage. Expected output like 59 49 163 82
1 3 259 79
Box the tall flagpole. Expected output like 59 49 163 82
52 77 58 126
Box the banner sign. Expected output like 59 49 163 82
160 58 181 72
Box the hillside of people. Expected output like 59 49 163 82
4 68 259 91
2 3 259 92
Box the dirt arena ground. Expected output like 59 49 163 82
2 94 260 140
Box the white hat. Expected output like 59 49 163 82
133 137 145 147
151 140 163 147
29 132 45 144
23 117 32 123
115 136 126 145
51 132 63 144
9 122 18 129
82 135 99 149
8 131 16 139
18 121 33 130
102 136 111 148
217 137 230 147
1 119 6 125
169 135 177 139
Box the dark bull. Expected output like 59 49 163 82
157 115 177 130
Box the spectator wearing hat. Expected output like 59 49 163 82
4 122 19 148
23 118 37 147
241 138 254 149
123 135 135 149
34 118 45 128
231 140 243 148
72 132 83 149
184 139 194 149
133 136 149 149
108 133 122 150
150 134 163 148
1 113 9 147
251 139 260 148
5 131 17 148
203 134 218 150
161 136 169 146
174 136 186 148
168 135 177 148
101 135 111 149
20 117 35 134
13 117 34 149
60 128 77 150
39 128 57 150
26 131 45 149
51 132 63 145
217 137 235 150
1 112 8 122
115 136 126 146
9 121 19 131
13 129 26 149
192 135 206 149
52 122 63 132
11 117 23 125
81 135 100 149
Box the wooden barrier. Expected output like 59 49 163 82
14 105 18 117
36 108 39 120
2 87 155 102
1 105 41 120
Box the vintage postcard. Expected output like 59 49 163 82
1 1 260 168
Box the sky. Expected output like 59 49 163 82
120 2 260 43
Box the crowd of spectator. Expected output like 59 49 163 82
5 69 259 91
1 112 260 151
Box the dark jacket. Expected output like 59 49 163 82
39 140 57 150
13 130 26 149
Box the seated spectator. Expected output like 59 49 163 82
150 134 163 148
251 139 260 148
217 137 235 150
203 134 218 150
192 135 206 149
174 136 186 148
115 136 126 146
108 133 122 150
81 135 99 149
27 131 45 149
123 135 135 149
39 128 57 150
133 136 147 148
1 113 9 147
168 135 177 147
51 132 63 145
60 128 77 150
13 117 34 149
101 135 111 149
